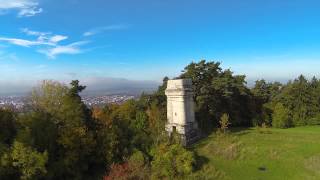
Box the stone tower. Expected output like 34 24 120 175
165 79 198 145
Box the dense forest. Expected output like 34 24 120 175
0 60 320 179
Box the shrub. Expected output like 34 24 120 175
307 113 320 125
151 143 195 179
206 134 243 160
104 150 150 180
219 113 231 134
1 141 48 180
272 103 292 128
257 123 271 134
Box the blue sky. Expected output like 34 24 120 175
0 0 320 93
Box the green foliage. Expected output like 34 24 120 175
257 122 271 134
307 113 320 125
272 103 292 128
219 113 230 134
146 101 167 145
2 60 320 179
104 150 150 180
180 60 253 132
94 105 133 164
30 80 69 116
0 109 17 145
18 80 103 179
251 80 281 126
127 150 150 179
151 142 195 179
252 75 320 127
273 75 320 126
16 111 58 154
1 141 48 180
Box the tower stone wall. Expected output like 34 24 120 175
165 79 198 145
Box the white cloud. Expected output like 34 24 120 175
1 28 88 59
83 24 128 36
38 41 88 59
1 28 68 48
49 35 68 43
21 28 49 37
0 0 42 17
18 6 42 17
21 28 68 43
83 32 94 37
0 37 53 47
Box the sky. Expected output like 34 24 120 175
0 0 320 94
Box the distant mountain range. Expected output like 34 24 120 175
0 77 160 96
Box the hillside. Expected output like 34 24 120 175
192 126 320 180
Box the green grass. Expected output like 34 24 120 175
191 126 320 180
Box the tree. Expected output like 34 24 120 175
251 80 282 126
272 103 292 128
24 80 101 179
1 141 48 180
0 109 17 145
104 150 149 180
274 75 318 126
146 102 167 145
151 143 195 179
219 113 230 134
180 60 253 132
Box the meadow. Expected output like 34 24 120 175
192 126 320 180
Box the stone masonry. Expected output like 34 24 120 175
165 79 199 145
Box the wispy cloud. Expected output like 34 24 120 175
0 37 54 47
21 28 50 37
21 28 69 44
38 41 88 59
0 0 42 17
83 24 129 37
50 35 68 43
0 28 86 58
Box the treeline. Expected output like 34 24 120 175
179 60 320 130
0 80 195 179
0 60 319 179
253 75 320 128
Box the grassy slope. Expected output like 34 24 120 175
192 126 320 180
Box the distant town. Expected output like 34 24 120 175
0 94 136 109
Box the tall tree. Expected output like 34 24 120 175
180 60 253 132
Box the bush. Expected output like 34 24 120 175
257 123 271 134
206 134 243 160
307 114 320 125
272 103 292 128
104 151 150 180
1 141 48 180
151 143 195 179
219 113 231 134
